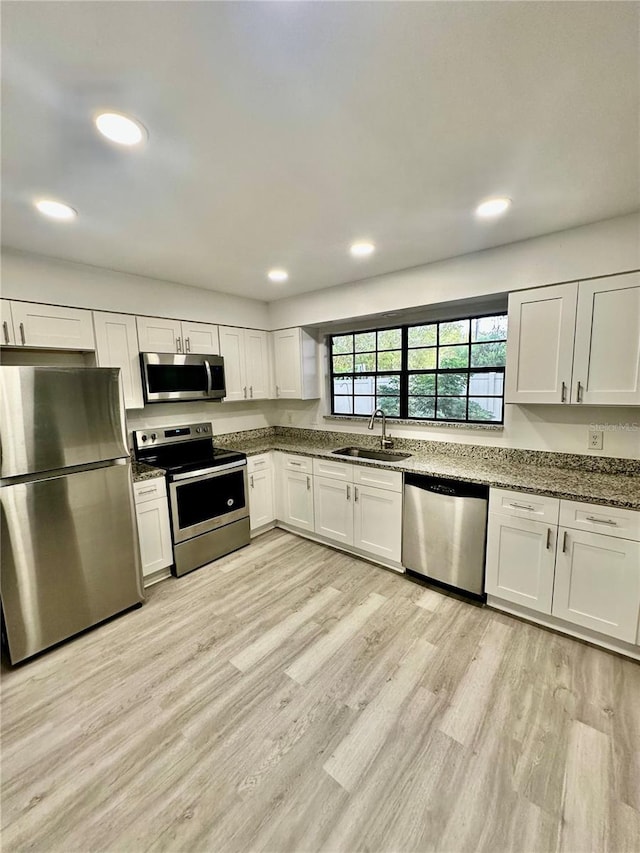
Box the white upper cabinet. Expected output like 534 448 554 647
219 327 271 401
1 300 15 346
136 316 218 355
8 302 95 350
273 328 319 400
505 273 640 406
180 321 220 355
136 316 183 353
219 326 247 401
93 312 144 410
572 272 640 406
244 329 271 400
505 283 578 404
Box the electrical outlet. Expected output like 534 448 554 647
588 429 603 450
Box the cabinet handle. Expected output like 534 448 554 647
562 531 568 553
137 487 157 495
585 516 618 526
250 386 253 398
306 476 311 491
2 321 9 344
546 527 552 550
185 337 191 353
250 475 254 488
346 485 351 501
275 385 279 397
354 486 359 502
289 461 303 467
509 502 536 512
561 381 567 403
176 336 182 353
19 322 26 345
243 386 247 399
576 381 583 403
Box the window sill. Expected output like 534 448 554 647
323 414 504 431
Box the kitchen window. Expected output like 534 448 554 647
329 313 507 423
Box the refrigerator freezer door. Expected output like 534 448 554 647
0 367 129 479
1 462 144 663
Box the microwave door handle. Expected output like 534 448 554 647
204 359 213 396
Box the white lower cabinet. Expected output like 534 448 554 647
552 528 640 642
486 488 640 652
133 479 173 581
248 454 276 531
277 459 314 532
314 476 354 545
485 514 556 614
353 483 402 563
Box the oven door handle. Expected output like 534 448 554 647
204 359 213 397
171 460 246 482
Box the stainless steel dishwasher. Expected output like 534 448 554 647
402 473 489 599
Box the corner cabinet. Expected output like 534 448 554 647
3 301 95 350
248 453 276 532
505 272 640 406
273 328 319 399
93 312 144 410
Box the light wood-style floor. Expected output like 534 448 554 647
2 529 639 853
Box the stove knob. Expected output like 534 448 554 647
150 433 157 441
203 426 209 432
141 434 148 443
195 427 201 434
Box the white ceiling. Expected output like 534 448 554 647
2 2 638 302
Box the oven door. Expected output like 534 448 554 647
141 353 226 403
168 464 249 544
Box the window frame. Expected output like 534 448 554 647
329 311 507 425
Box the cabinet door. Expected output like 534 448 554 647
10 302 95 350
572 273 640 406
135 497 173 577
245 329 270 399
280 469 314 532
485 514 556 614
505 283 578 404
353 484 402 562
553 528 640 642
136 316 182 353
249 467 275 531
93 312 144 410
273 329 302 399
314 476 354 545
181 321 219 355
219 326 247 401
1 300 15 346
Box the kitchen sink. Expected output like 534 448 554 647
331 446 412 462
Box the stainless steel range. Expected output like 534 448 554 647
133 422 249 576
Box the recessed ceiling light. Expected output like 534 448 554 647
475 197 512 218
268 269 288 283
34 199 77 220
95 112 145 146
350 241 375 257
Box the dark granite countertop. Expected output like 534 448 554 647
222 435 640 511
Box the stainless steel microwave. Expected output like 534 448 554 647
140 353 226 403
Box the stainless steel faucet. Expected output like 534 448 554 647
368 408 393 449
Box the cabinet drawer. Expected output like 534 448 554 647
248 453 273 474
353 465 402 493
313 458 353 482
489 488 559 524
280 454 312 474
134 477 167 505
559 500 640 542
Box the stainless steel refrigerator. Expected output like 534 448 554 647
0 366 145 663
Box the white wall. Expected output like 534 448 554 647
268 213 640 329
1 249 270 330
